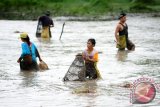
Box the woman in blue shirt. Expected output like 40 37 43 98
17 33 42 71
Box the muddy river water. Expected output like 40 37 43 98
0 15 160 107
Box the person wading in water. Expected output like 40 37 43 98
17 33 42 71
115 13 135 51
82 38 102 80
38 11 54 38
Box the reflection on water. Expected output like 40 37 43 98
37 37 51 43
73 80 97 94
19 71 38 87
116 50 129 62
0 15 160 107
67 80 98 107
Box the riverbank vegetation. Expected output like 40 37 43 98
0 0 160 20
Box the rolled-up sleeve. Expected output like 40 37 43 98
93 52 98 62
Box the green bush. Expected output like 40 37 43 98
0 0 159 20
132 0 155 5
130 3 153 12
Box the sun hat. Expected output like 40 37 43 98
20 32 28 38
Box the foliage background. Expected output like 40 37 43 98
0 0 160 20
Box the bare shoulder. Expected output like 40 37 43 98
115 23 121 31
117 23 122 27
116 23 123 31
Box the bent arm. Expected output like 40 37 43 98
33 43 42 62
36 48 42 61
17 43 28 63
82 51 86 61
50 19 54 27
115 25 120 44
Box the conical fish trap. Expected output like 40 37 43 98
63 53 86 81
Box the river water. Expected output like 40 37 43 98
0 15 160 107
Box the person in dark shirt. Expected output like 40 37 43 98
38 11 54 38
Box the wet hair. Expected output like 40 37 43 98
118 13 126 19
22 35 31 46
88 38 96 46
45 11 50 16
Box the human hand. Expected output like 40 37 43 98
117 41 120 45
39 58 42 62
116 41 121 47
17 58 20 63
85 56 91 61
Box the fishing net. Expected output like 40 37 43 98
36 21 42 37
127 39 135 50
63 53 86 81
